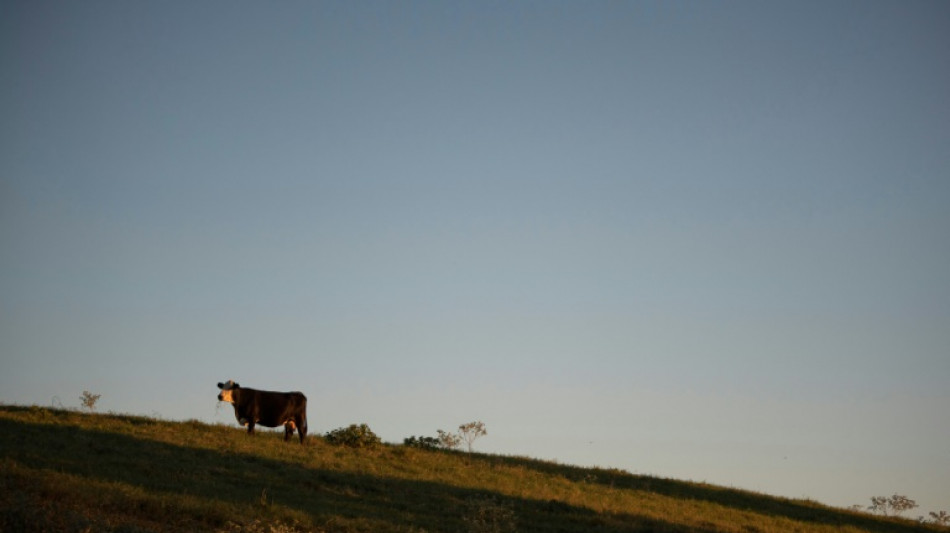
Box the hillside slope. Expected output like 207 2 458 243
0 405 940 533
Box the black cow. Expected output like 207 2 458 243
216 380 308 444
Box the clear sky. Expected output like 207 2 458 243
2 0 948 517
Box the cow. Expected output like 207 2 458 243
216 380 308 444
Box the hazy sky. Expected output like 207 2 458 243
2 0 948 516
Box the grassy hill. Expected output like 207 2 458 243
0 405 942 533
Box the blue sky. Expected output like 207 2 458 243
2 0 948 516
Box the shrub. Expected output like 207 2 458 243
436 421 488 452
437 429 462 450
324 424 381 448
79 391 101 412
403 436 441 450
868 494 918 517
929 511 950 526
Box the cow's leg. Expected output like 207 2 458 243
297 415 307 444
283 421 295 442
246 421 255 435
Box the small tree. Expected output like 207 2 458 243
436 421 488 452
80 391 101 412
868 495 918 517
458 421 487 453
929 511 950 526
437 429 462 450
869 496 889 516
888 495 918 517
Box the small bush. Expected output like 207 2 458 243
437 421 487 452
404 435 441 449
868 494 918 517
929 511 950 526
437 429 462 450
324 424 381 448
80 391 101 412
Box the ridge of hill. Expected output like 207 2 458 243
0 405 941 533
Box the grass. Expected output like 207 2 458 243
0 405 943 532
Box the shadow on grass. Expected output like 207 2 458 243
485 455 934 533
0 414 714 532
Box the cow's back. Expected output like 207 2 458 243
236 388 306 428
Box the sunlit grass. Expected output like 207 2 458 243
0 405 942 532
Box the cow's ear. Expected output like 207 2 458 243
233 382 240 389
217 382 225 389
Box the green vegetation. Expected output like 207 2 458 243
403 436 440 450
324 424 382 449
0 405 943 532
868 495 919 518
437 421 487 453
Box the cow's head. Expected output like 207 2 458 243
217 380 240 403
